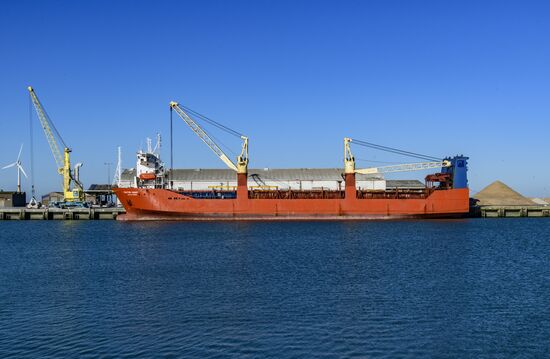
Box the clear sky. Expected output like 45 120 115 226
0 0 549 197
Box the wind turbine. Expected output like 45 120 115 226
2 144 28 193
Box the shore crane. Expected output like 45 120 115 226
344 137 451 175
169 101 249 174
28 86 85 205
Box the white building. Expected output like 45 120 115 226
120 168 424 191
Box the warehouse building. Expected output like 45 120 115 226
0 191 26 208
119 168 424 191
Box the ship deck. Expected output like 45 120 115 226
176 188 433 200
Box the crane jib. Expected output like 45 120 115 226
170 102 246 173
28 89 64 170
27 86 85 204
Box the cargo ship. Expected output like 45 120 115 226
114 102 469 220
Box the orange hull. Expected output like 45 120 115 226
113 187 470 221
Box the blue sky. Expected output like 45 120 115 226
0 0 549 197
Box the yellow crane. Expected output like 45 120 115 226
28 86 85 205
169 101 249 174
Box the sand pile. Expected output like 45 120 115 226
473 181 535 206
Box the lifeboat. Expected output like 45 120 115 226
139 172 156 181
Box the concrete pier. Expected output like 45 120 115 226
479 206 550 218
0 207 125 220
2 206 548 220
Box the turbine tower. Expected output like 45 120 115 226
2 144 28 193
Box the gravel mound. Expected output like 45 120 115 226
473 181 535 206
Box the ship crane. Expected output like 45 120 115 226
344 137 451 175
169 101 249 174
28 86 85 205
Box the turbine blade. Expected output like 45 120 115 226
2 162 16 170
17 143 23 161
17 164 28 178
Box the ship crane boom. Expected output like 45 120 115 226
169 101 248 173
344 137 450 175
356 160 451 175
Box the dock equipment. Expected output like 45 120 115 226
28 87 85 206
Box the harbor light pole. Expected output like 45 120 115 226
104 162 112 185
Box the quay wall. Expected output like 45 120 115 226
0 208 125 220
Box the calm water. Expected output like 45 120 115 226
0 219 549 358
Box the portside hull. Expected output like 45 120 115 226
114 188 470 221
